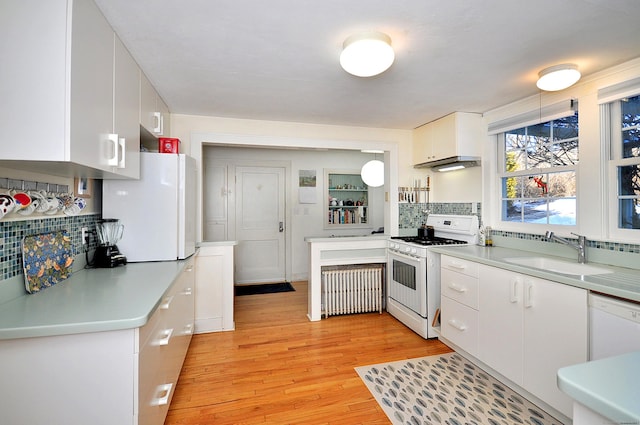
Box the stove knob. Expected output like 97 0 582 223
404 247 411 253
411 248 417 255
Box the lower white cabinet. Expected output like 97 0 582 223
0 258 195 425
477 263 587 419
441 255 480 356
194 243 236 333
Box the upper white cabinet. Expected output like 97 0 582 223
141 72 171 138
0 0 139 178
413 112 482 166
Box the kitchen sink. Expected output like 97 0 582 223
503 256 614 277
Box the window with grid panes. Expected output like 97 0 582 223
500 113 579 225
609 94 640 229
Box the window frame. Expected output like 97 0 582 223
605 94 640 239
496 112 579 228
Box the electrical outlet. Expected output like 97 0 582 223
81 227 88 245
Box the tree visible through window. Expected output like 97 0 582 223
501 114 578 225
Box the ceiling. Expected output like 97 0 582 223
94 0 640 130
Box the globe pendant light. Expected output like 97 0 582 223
340 31 395 77
361 159 384 187
536 64 581 91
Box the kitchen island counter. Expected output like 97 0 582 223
306 234 388 321
0 259 192 340
429 245 640 303
557 351 640 424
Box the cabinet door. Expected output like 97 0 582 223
140 71 159 135
113 36 141 178
478 265 523 384
158 96 171 137
430 113 457 161
523 276 587 418
69 0 114 171
412 123 434 164
0 0 67 160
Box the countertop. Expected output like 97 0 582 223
305 234 389 243
557 351 640 424
0 259 190 340
430 245 640 303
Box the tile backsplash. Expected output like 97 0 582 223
398 202 482 228
399 202 640 260
0 214 100 281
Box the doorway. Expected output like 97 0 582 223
233 166 286 284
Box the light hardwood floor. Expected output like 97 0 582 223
165 281 452 424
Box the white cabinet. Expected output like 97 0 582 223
141 71 171 138
0 0 139 178
113 36 142 179
440 255 480 356
477 263 588 418
413 112 482 166
0 259 195 425
195 243 236 333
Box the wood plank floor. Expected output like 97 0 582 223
165 281 452 424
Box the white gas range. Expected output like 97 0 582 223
387 214 479 338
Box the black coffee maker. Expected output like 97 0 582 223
94 218 127 267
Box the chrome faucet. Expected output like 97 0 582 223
545 231 587 263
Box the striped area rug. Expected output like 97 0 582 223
355 352 562 425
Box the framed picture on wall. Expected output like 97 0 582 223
74 178 92 198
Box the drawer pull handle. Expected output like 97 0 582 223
185 265 194 272
181 287 193 296
156 328 174 346
151 383 173 406
160 295 174 310
448 319 467 331
183 323 194 335
448 283 467 293
448 261 467 270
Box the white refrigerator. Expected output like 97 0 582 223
102 152 197 262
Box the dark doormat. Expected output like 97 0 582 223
235 282 295 296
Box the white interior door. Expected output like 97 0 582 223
234 166 286 284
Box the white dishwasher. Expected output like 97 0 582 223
589 293 640 360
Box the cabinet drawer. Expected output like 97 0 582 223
441 255 479 278
441 296 478 356
441 268 479 309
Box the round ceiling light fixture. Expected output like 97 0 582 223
536 63 581 91
340 31 395 77
361 159 384 187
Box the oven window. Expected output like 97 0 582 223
392 259 416 290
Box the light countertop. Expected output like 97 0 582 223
430 245 640 303
0 259 191 340
557 351 640 424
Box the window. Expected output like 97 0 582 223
499 113 579 225
609 94 640 229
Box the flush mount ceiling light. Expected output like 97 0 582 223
340 31 395 77
536 63 581 91
361 159 384 187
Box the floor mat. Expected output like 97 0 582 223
235 282 295 296
355 352 562 425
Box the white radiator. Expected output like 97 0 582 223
322 265 384 317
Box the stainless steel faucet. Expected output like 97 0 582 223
545 231 587 263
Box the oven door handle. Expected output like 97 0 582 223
389 250 425 263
